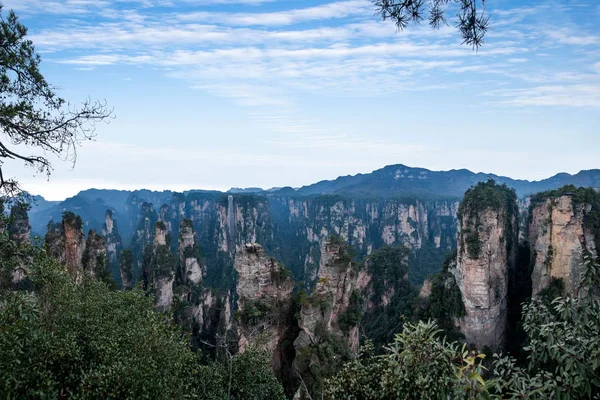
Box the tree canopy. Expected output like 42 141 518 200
0 4 113 196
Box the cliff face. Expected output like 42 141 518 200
9 204 31 245
45 213 108 284
63 215 87 283
270 196 459 285
235 243 294 374
83 230 107 279
294 239 362 352
102 210 122 284
150 222 175 311
529 194 598 296
453 182 518 351
179 219 203 285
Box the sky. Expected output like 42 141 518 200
2 0 599 200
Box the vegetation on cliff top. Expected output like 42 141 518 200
459 180 518 259
529 184 600 247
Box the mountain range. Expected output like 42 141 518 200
27 163 600 240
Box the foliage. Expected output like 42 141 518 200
418 250 465 342
119 248 133 288
237 298 272 327
226 348 286 400
326 320 490 399
337 289 362 334
327 234 356 265
270 261 292 284
328 256 600 399
151 244 176 278
530 185 600 249
502 254 600 399
296 330 353 400
0 227 285 399
0 254 198 398
537 277 564 306
408 244 450 285
0 5 113 196
156 220 167 231
372 0 489 49
62 211 83 231
365 245 410 304
458 180 518 259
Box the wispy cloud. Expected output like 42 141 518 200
547 28 599 46
177 0 370 26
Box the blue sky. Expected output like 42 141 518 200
3 0 599 200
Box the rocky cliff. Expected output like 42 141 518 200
45 212 87 283
235 243 294 376
149 222 175 311
529 188 600 297
45 212 109 284
179 219 203 285
453 181 518 351
82 230 107 279
9 203 31 245
294 238 362 353
102 210 122 284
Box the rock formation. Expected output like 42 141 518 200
45 212 87 283
131 202 158 282
119 249 134 290
82 229 107 279
178 219 203 285
102 210 122 283
453 181 518 351
9 203 31 245
419 278 433 298
234 243 294 374
45 212 110 284
150 221 175 311
294 238 361 353
529 190 599 297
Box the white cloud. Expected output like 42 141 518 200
546 29 599 46
177 0 370 26
490 84 600 108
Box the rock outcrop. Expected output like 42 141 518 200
131 202 158 282
235 243 294 374
82 230 107 279
453 181 518 351
9 203 31 245
179 219 203 285
45 212 87 283
45 212 110 284
529 192 599 297
119 249 134 290
294 238 361 353
419 278 433 298
150 222 175 311
102 210 122 283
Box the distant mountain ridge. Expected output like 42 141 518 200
293 164 600 198
25 164 600 238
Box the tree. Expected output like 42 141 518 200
326 320 490 399
372 0 489 49
327 256 600 399
0 4 113 196
0 218 286 399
